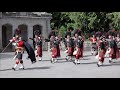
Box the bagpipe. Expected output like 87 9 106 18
1 38 36 64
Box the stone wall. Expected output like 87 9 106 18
0 16 52 51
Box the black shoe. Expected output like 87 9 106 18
66 58 68 61
19 67 25 70
97 63 100 67
32 61 36 64
73 62 77 65
109 60 112 63
77 63 80 64
51 60 52 63
91 53 93 55
39 59 42 61
12 67 15 71
51 60 54 63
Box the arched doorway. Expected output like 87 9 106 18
2 24 12 50
18 24 28 41
33 24 42 48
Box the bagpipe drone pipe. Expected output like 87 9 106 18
22 40 36 64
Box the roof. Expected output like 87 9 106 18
1 12 52 18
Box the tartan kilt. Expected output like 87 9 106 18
67 47 74 56
37 46 42 57
52 47 57 58
99 49 106 58
76 48 82 59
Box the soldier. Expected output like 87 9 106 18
10 28 22 51
89 35 97 55
29 30 43 61
97 37 106 67
73 36 84 64
55 36 61 58
51 37 58 63
74 34 84 58
108 35 120 63
64 35 74 61
63 27 73 49
9 33 25 70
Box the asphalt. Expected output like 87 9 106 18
0 51 120 78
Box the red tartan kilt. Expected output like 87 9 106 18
99 50 105 58
52 47 57 58
37 47 42 57
76 48 82 59
57 46 61 57
67 47 74 56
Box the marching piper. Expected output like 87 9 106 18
29 30 44 61
64 35 74 61
73 36 84 64
108 35 120 63
97 37 106 67
89 35 97 55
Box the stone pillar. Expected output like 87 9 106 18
46 19 51 51
28 24 33 48
46 19 51 38
41 21 48 51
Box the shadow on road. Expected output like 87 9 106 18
0 68 12 71
0 53 13 59
0 66 51 72
83 55 93 57
56 60 74 63
41 58 67 62
23 66 51 71
80 62 98 64
82 58 91 60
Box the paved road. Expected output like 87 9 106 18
0 51 120 78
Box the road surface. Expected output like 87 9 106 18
0 51 120 78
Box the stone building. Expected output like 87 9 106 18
0 12 52 52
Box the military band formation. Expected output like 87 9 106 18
3 27 120 71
